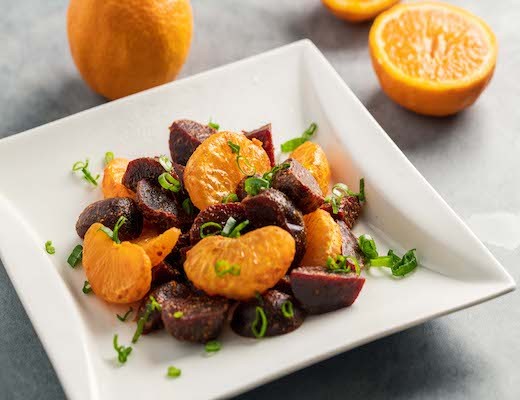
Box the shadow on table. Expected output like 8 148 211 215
234 319 485 400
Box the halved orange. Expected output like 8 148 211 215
102 158 135 199
83 223 151 304
290 141 331 196
132 227 181 266
322 0 400 22
301 209 342 267
369 2 497 116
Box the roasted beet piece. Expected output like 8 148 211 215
122 157 165 192
76 197 143 240
337 220 365 268
235 174 262 201
244 124 275 167
165 232 191 267
152 261 185 286
169 119 216 165
242 189 306 266
273 275 293 296
136 179 191 231
290 266 365 314
189 203 248 244
137 280 191 334
271 158 324 214
231 290 305 338
321 195 362 229
161 292 230 343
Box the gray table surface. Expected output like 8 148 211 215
1 0 519 399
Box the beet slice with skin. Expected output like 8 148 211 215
169 119 216 165
337 220 365 268
290 266 365 314
151 260 186 287
135 179 190 231
244 124 275 167
242 188 306 266
189 203 248 244
271 158 324 214
321 195 362 229
231 290 305 338
273 275 293 296
122 157 166 192
76 197 143 240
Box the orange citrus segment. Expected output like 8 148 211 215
290 141 331 196
301 209 342 267
102 158 135 199
184 226 296 300
184 131 271 210
83 223 151 304
322 0 400 22
133 227 181 266
369 2 497 116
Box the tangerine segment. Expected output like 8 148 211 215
83 223 151 304
184 226 296 300
369 2 497 116
290 141 331 196
133 227 181 266
301 209 342 267
102 158 135 199
322 0 400 22
184 131 271 210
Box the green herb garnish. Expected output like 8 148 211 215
280 122 317 152
105 151 114 165
45 240 55 255
251 306 268 338
99 216 127 244
325 179 365 214
281 301 294 319
228 220 249 238
113 334 132 364
173 311 184 319
221 217 237 237
82 281 92 294
117 307 133 322
158 155 173 172
326 254 361 275
167 366 181 378
182 198 194 215
358 234 379 259
244 176 270 196
72 159 100 186
132 296 162 343
67 244 83 268
208 120 220 130
228 141 256 176
200 222 223 238
214 260 241 277
205 340 221 353
222 193 238 203
158 172 181 192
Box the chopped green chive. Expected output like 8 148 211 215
182 198 194 216
158 155 173 172
67 245 83 268
208 120 220 130
221 217 237 237
173 311 184 319
358 234 379 259
99 216 127 244
105 151 114 165
262 162 290 182
45 240 55 255
158 172 181 192
204 340 221 353
251 306 268 338
228 141 256 176
82 281 92 294
167 366 181 378
244 176 270 196
222 193 238 203
72 159 100 186
113 334 132 364
117 307 133 322
132 296 162 343
214 260 241 277
326 254 360 275
280 122 317 152
228 220 249 238
325 179 366 214
281 301 294 319
200 222 223 238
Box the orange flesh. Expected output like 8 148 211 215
133 227 181 266
290 141 331 196
102 158 135 199
301 209 343 267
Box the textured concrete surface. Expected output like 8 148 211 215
1 0 519 399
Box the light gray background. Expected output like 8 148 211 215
1 0 519 399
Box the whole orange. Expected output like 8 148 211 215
67 0 193 100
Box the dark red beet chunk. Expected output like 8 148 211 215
165 232 191 268
189 203 248 244
337 220 365 268
151 261 186 287
76 197 143 240
271 158 324 214
122 157 166 192
242 189 306 266
244 124 275 167
290 266 365 314
161 292 230 343
231 290 305 338
273 275 293 296
169 119 216 165
136 179 190 231
321 195 362 229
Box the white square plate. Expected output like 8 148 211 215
0 40 515 400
